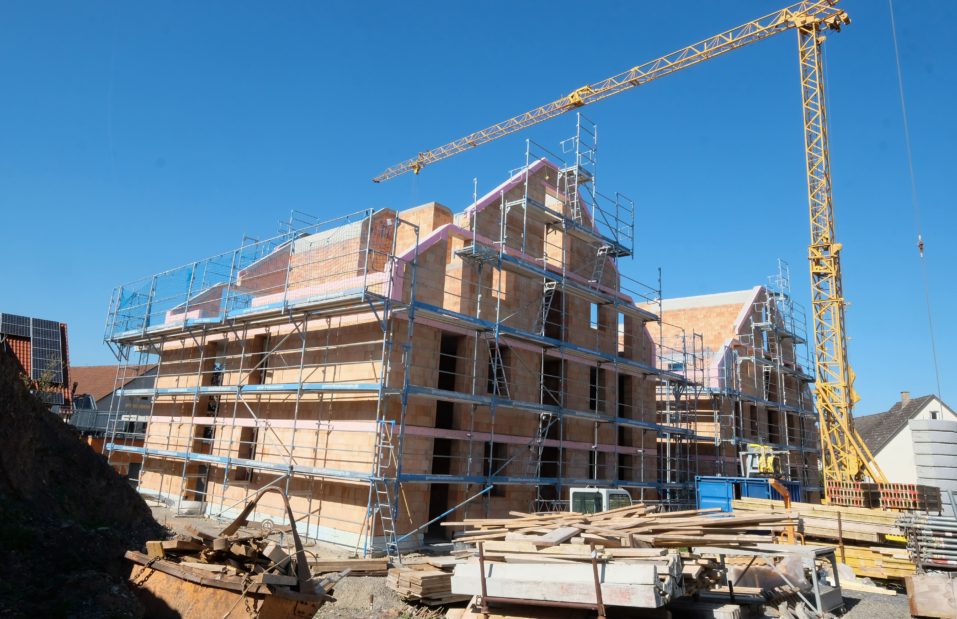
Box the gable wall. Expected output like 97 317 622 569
875 399 957 483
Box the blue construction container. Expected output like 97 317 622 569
695 476 804 512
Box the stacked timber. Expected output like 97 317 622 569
387 557 471 606
444 503 797 610
679 555 724 596
732 498 916 580
807 543 913 580
732 497 904 543
444 503 799 549
309 557 389 576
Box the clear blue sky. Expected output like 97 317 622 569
0 1 952 415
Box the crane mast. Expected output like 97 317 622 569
797 23 885 484
372 0 886 495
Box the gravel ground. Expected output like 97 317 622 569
315 576 419 618
838 589 910 618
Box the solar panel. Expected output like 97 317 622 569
37 390 65 406
0 313 31 338
30 318 64 384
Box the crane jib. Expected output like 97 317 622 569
372 0 847 183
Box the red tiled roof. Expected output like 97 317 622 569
69 365 152 401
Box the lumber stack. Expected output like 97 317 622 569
732 497 904 544
387 558 471 606
731 498 916 580
444 503 799 549
679 554 724 596
309 557 389 576
807 542 914 580
443 503 796 610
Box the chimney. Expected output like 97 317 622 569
901 391 911 405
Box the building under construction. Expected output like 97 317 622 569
653 263 822 501
104 120 708 554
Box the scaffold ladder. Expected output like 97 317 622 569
590 245 613 286
535 282 558 335
487 338 510 399
528 411 559 510
372 421 399 560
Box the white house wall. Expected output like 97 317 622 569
873 399 957 484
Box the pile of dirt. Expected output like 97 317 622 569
0 343 164 618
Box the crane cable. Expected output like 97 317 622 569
887 0 943 400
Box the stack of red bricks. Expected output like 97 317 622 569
826 480 941 512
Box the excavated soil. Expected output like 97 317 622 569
0 344 164 618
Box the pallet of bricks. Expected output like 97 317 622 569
732 497 917 581
826 480 942 512
440 503 799 613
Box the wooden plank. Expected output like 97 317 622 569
179 561 227 573
184 525 215 542
146 541 166 559
262 542 289 566
505 526 582 546
480 541 599 556
252 573 298 586
839 579 896 595
308 558 389 573
161 540 203 553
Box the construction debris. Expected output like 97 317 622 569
137 531 302 581
127 487 340 618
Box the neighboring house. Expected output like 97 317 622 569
0 312 72 413
70 364 156 482
70 364 156 435
856 392 957 484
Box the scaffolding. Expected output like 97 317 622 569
103 116 706 560
655 323 706 508
104 209 420 559
686 261 821 496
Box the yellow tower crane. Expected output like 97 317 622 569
372 0 886 496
